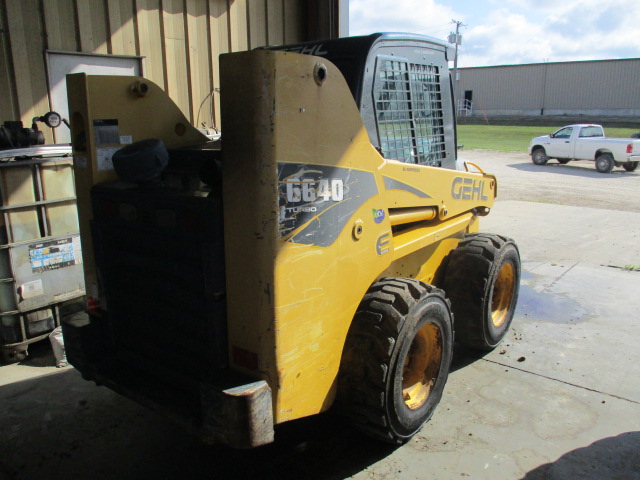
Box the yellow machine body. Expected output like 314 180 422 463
66 47 498 446
220 50 495 422
66 74 209 299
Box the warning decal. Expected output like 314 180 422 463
29 237 80 274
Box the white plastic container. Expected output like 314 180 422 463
0 156 85 362
41 159 79 235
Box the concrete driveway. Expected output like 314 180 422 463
1 151 639 480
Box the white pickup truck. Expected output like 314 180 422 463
529 124 640 173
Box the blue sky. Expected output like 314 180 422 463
349 0 640 67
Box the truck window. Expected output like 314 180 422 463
373 57 445 166
553 127 573 139
579 126 604 138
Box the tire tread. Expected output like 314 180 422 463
337 278 449 443
442 233 518 350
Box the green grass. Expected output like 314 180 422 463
457 124 640 152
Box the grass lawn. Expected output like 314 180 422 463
457 124 640 152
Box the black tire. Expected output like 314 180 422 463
112 138 169 183
623 161 638 172
557 159 570 164
531 148 548 165
442 233 520 351
595 153 614 173
630 133 640 139
337 278 453 444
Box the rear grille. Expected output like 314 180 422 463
91 184 227 380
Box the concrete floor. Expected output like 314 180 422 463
1 199 640 479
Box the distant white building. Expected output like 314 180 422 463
457 58 640 118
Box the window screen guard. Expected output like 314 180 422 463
373 56 445 166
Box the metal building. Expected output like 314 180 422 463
457 58 640 119
0 0 346 143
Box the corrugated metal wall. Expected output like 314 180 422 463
0 0 338 142
458 58 640 117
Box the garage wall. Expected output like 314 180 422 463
458 58 640 118
0 0 337 142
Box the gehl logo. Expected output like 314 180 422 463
451 177 489 201
283 44 328 56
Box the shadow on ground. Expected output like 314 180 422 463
450 345 488 373
9 340 58 368
0 369 398 480
507 160 638 179
0 345 499 480
507 161 637 178
522 432 640 480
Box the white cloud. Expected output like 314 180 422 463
349 0 640 67
462 1 640 66
461 10 556 66
349 0 460 38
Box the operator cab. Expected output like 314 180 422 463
267 33 457 169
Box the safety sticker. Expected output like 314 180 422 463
373 209 385 223
28 237 80 274
19 279 44 299
96 147 120 171
93 119 120 146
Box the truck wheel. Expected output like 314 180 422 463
595 153 614 173
442 233 520 351
623 161 638 172
557 159 570 164
531 148 548 165
337 278 453 444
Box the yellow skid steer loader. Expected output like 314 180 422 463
63 33 520 448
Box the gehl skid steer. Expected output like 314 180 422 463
63 33 520 448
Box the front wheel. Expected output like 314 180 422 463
531 148 548 165
623 161 638 172
337 278 453 443
595 153 614 173
442 233 521 351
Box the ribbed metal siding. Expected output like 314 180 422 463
0 0 328 143
459 58 640 115
545 60 640 109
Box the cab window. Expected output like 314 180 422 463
373 57 445 166
553 127 573 139
579 126 604 138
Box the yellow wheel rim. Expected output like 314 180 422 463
491 262 516 327
402 323 442 410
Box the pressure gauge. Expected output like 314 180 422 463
43 111 62 128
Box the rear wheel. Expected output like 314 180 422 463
442 233 521 351
623 161 638 172
337 278 453 443
531 148 548 165
595 153 614 173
